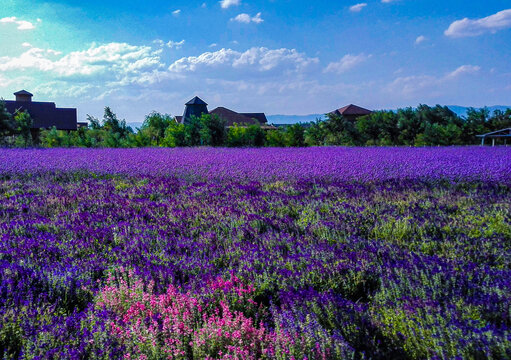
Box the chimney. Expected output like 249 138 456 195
14 90 33 102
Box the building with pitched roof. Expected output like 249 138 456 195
176 96 209 125
209 107 264 127
4 90 79 130
328 104 373 122
176 96 268 127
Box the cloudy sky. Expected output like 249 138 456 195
1 0 510 122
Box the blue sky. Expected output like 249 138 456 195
1 0 510 122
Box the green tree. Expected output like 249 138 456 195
265 129 287 147
162 121 187 147
199 114 226 146
184 116 202 146
226 124 265 147
323 114 360 145
462 108 489 144
102 107 133 139
304 119 326 146
285 124 306 147
397 107 423 145
0 100 15 144
245 125 265 147
14 110 33 147
356 111 399 146
87 114 101 130
137 112 174 146
226 124 247 147
488 109 511 131
415 123 463 146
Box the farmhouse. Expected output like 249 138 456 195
176 96 268 127
4 90 81 131
328 104 373 122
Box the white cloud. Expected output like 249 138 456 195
220 0 240 9
168 47 318 74
0 17 36 30
387 65 481 97
446 65 481 78
415 35 427 44
445 9 511 37
0 42 164 83
324 53 371 74
0 40 366 119
22 42 32 47
209 43 218 48
172 9 181 16
231 13 263 24
381 0 398 3
349 3 367 13
166 40 185 49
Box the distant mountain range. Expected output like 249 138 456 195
266 106 511 125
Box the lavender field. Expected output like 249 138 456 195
1 147 511 359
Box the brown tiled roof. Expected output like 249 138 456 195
329 104 372 117
209 107 261 127
241 113 267 124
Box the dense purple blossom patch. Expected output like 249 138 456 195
1 147 511 183
0 147 511 359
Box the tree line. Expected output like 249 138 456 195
1 100 510 148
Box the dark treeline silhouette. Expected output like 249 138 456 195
307 105 511 146
1 101 510 148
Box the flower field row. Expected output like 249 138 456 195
0 147 510 359
1 147 510 183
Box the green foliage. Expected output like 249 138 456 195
304 119 326 146
102 106 133 138
265 129 288 147
9 103 511 148
86 114 101 130
302 104 510 147
39 107 134 148
133 112 174 147
162 121 187 147
14 110 33 147
0 310 24 359
415 122 463 146
285 123 306 147
309 113 361 146
199 113 226 146
185 115 202 146
226 124 265 147
40 126 69 148
0 100 15 144
357 111 399 145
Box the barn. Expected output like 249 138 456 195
4 90 79 131
176 96 268 127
